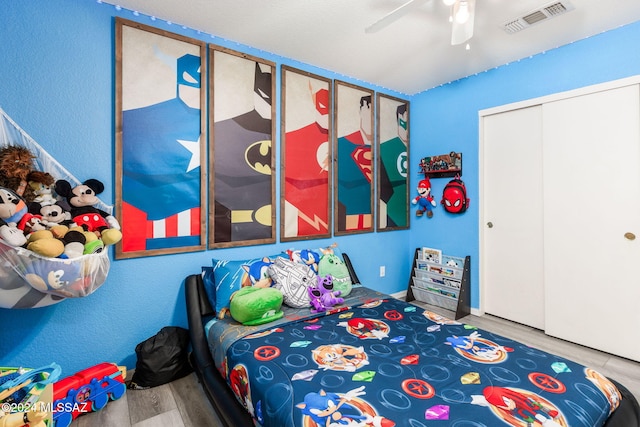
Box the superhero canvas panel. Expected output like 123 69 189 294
209 47 276 248
377 94 410 231
115 18 207 259
334 81 375 235
280 67 332 241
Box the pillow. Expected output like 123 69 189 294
201 266 216 311
285 248 323 273
285 244 353 297
268 257 316 308
317 250 353 297
212 255 278 318
229 286 284 326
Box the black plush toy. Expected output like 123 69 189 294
54 179 122 246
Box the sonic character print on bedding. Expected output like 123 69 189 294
297 386 396 427
221 295 622 427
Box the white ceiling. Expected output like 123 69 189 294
101 0 640 95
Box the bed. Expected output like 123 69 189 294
186 252 640 427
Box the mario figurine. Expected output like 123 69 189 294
412 178 436 218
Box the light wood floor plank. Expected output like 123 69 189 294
132 408 185 427
126 383 177 425
170 373 223 427
605 356 640 381
73 394 130 427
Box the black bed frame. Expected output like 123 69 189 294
185 267 640 427
186 272 253 426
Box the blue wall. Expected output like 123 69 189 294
1 0 639 375
408 20 640 309
0 0 412 375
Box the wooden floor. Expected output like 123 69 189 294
71 302 640 426
69 371 224 427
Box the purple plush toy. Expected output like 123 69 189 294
308 275 344 313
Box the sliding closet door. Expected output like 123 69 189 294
543 84 640 362
481 105 545 329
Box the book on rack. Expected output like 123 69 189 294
421 247 442 264
441 255 465 269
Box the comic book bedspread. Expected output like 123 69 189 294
215 297 622 427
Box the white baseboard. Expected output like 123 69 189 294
390 290 406 300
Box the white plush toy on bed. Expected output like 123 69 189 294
268 257 316 308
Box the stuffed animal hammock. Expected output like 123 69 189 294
0 107 111 309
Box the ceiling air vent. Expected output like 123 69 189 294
502 1 575 34
523 10 548 25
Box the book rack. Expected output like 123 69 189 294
405 247 470 320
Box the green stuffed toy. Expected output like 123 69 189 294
229 286 284 326
318 252 352 297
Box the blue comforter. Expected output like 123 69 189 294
207 290 621 427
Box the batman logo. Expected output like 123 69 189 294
245 140 272 175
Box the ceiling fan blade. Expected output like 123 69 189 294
365 0 430 34
451 0 475 45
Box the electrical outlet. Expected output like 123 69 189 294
379 266 386 277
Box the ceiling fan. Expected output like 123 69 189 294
365 0 476 46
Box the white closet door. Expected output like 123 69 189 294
543 84 640 362
481 105 545 329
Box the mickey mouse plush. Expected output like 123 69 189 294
54 179 122 246
0 185 98 258
0 218 27 247
28 200 75 230
0 186 28 225
0 186 28 247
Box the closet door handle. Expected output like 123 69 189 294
487 222 493 228
624 232 636 240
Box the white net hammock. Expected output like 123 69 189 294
0 107 112 309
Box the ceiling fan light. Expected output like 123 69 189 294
451 0 475 45
442 0 456 6
455 1 470 23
